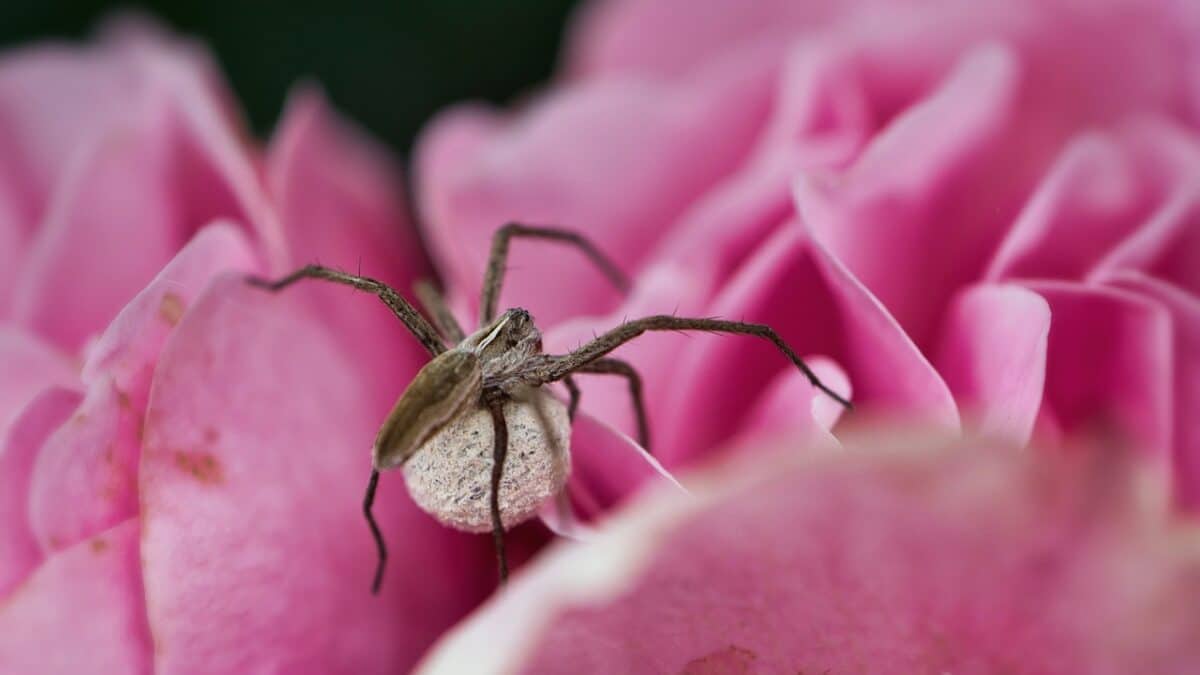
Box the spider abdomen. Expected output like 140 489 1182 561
402 393 571 533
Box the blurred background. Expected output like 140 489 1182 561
0 0 583 156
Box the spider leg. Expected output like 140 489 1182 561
247 265 446 356
363 470 386 595
485 397 511 584
414 279 466 343
563 376 581 420
536 316 853 410
572 358 651 452
479 223 630 325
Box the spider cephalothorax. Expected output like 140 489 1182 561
248 223 852 593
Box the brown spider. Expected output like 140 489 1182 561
247 223 852 594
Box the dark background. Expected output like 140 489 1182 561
0 0 584 155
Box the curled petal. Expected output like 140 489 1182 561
934 284 1050 444
0 387 81 595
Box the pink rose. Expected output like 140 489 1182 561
0 21 485 673
418 0 1200 507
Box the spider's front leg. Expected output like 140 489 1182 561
246 264 447 356
479 223 630 325
536 316 854 411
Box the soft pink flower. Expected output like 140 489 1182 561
0 22 486 673
418 0 1200 510
419 432 1200 674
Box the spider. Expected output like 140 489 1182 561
247 223 852 593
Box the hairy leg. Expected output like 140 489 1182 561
363 470 386 595
414 279 466 343
573 358 651 451
247 265 446 356
479 223 629 325
535 316 853 410
485 398 510 584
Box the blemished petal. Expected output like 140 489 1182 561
418 434 1200 675
414 61 774 327
267 87 434 400
80 221 259 405
0 387 81 596
1027 281 1174 469
139 277 490 674
934 284 1050 444
662 223 958 464
0 327 75 438
1106 272 1200 511
0 520 152 675
27 381 140 555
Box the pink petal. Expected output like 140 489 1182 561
0 520 152 675
661 224 958 464
80 221 259 405
27 380 141 554
11 100 189 351
0 327 75 438
1107 272 1200 511
0 387 81 595
420 435 1200 674
1028 281 1173 467
565 0 840 79
985 131 1165 281
415 63 774 327
561 411 683 524
267 87 434 398
1094 177 1200 297
934 284 1050 444
140 277 489 673
737 356 850 447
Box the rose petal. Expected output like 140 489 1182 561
0 327 75 438
0 387 81 595
0 520 152 675
27 380 141 554
662 224 958 463
80 221 259 405
10 98 181 351
985 132 1161 281
420 434 1200 674
563 411 684 524
934 284 1050 444
415 63 774 327
1107 272 1200 510
140 277 489 673
565 0 839 79
738 356 850 446
267 87 434 398
1093 178 1200 297
1028 281 1173 467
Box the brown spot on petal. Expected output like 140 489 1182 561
115 388 132 410
173 450 224 484
89 537 109 554
158 292 186 326
681 645 757 674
